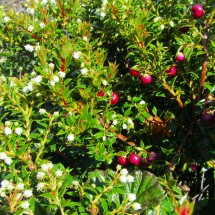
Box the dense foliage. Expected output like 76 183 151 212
0 0 214 214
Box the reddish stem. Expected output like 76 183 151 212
58 0 65 19
61 58 66 72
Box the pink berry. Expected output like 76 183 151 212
147 151 158 163
202 110 215 124
140 74 152 84
175 52 185 62
118 156 128 166
191 4 204 19
129 153 141 165
111 92 119 105
166 65 177 77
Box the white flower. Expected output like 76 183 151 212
77 18 82 23
126 175 134 183
49 80 55 86
127 118 133 124
160 24 165 30
36 172 45 180
112 120 118 125
17 183 25 190
73 51 81 59
122 123 127 130
154 16 162 22
139 100 146 105
80 68 88 75
16 193 22 200
119 175 127 183
55 170 63 177
49 63 55 69
169 21 174 27
36 182 46 191
50 0 56 7
5 121 11 126
1 180 10 188
41 163 53 172
83 36 88 41
53 111 59 117
102 136 106 141
39 22 45 28
100 11 106 19
132 202 142 210
120 168 128 176
35 44 40 51
24 44 34 52
20 201 30 209
67 133 75 141
15 127 23 136
52 75 59 83
39 109 46 114
3 17 10 22
4 127 12 136
0 152 7 160
40 0 48 6
128 193 136 202
72 181 79 186
26 8 35 15
58 71 66 78
102 79 108 86
4 157 12 165
7 182 14 191
33 75 42 84
28 25 34 32
0 189 6 197
23 190 33 198
27 83 34 91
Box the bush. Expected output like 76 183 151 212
0 0 214 214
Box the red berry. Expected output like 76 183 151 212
140 74 152 84
140 158 149 166
202 110 215 124
147 151 158 163
175 52 185 62
179 26 189 33
129 153 141 165
191 4 204 19
97 90 105 97
190 163 198 172
111 92 119 105
166 66 177 77
129 69 140 76
118 156 128 166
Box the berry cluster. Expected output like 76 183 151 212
118 151 158 166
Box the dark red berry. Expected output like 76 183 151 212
140 74 152 84
111 92 119 105
147 151 158 163
190 163 198 172
129 69 140 76
118 156 128 166
179 26 189 33
129 153 141 165
97 90 105 97
202 110 215 124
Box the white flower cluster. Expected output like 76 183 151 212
3 121 23 137
0 180 33 210
95 0 108 20
119 168 134 183
0 152 12 165
22 75 42 93
36 162 64 191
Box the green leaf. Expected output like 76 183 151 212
125 171 165 213
34 201 48 215
100 198 108 212
184 46 193 61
